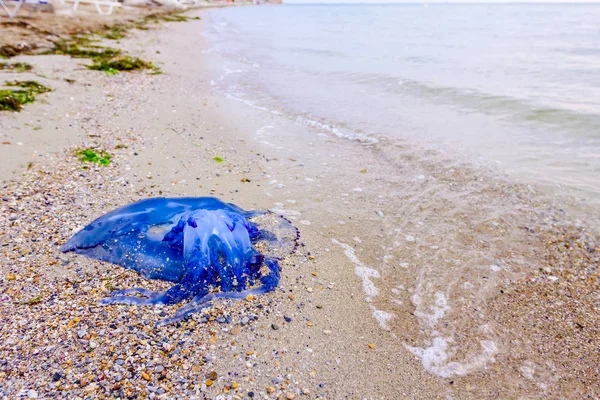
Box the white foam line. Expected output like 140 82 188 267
332 239 395 330
405 338 498 378
224 93 282 116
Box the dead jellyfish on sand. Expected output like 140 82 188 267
61 197 298 326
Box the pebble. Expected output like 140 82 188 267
271 324 280 330
241 316 249 326
52 372 61 382
207 371 218 380
283 316 292 323
286 393 295 400
27 390 38 399
155 365 164 373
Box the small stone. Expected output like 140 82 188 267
266 386 275 394
217 317 226 323
271 324 279 330
114 374 123 382
286 393 295 399
288 294 294 300
6 273 15 281
206 379 214 387
85 383 98 392
207 371 218 381
155 365 164 373
232 382 239 389
248 392 254 398
241 317 249 326
306 287 313 293
283 316 292 323
323 330 332 335
368 343 375 349
142 372 151 381
230 326 241 335
27 390 38 399
52 372 61 382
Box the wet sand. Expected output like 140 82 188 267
0 9 599 399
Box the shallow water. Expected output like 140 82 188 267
201 4 600 383
204 3 600 209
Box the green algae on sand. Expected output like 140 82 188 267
0 62 33 72
0 80 51 112
87 56 155 74
0 89 34 111
6 80 51 94
76 148 112 166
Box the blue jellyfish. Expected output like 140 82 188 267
61 197 298 326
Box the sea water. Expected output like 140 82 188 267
204 3 600 208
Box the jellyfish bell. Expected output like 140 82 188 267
61 197 298 326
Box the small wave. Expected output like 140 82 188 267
224 93 282 116
297 116 379 144
340 71 600 136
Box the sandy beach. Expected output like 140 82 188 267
1 7 599 399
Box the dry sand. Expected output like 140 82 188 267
0 8 598 400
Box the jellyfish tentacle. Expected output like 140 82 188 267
108 288 164 298
98 281 195 306
155 256 282 326
155 289 211 327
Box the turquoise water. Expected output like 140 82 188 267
204 4 600 205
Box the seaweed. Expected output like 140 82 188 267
101 25 127 41
0 80 50 112
21 295 43 305
46 39 121 60
213 156 224 163
75 148 111 166
0 89 34 111
88 56 154 73
0 62 33 72
6 80 51 94
48 37 156 75
160 14 201 23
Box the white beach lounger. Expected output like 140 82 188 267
0 0 23 18
0 0 48 18
59 0 121 15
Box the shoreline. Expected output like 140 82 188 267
1 7 599 399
